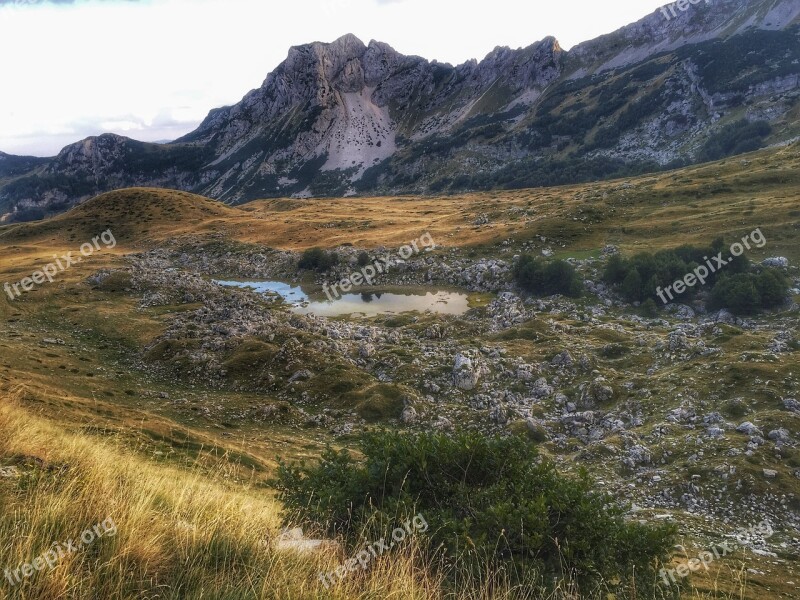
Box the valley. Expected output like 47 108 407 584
0 144 798 598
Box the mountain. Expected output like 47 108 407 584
0 151 49 179
1 0 799 221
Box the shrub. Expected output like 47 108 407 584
699 119 771 162
274 431 675 597
709 269 788 315
602 240 773 308
640 298 660 318
621 269 644 302
756 269 789 308
604 254 628 285
298 247 339 272
513 256 583 297
9 206 46 223
357 251 371 267
710 274 760 314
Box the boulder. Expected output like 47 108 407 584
737 422 763 437
453 353 481 390
762 257 789 268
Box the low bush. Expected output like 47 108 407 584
604 243 788 314
710 270 789 315
699 119 771 162
274 430 676 598
603 240 748 304
298 247 340 272
513 256 583 297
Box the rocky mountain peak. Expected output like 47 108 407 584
327 32 367 53
2 0 798 215
567 0 800 76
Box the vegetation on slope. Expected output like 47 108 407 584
276 430 676 598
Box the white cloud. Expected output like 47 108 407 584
0 0 670 156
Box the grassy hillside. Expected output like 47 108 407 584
5 141 797 257
0 144 798 599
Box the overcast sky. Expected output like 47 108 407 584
0 0 670 156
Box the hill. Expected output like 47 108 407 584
0 188 245 247
5 141 799 259
0 147 799 599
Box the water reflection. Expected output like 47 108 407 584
215 280 469 317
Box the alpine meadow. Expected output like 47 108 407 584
1 0 799 599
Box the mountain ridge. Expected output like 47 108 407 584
1 0 799 221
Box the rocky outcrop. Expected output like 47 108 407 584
2 0 799 218
453 352 483 391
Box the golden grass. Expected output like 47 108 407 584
1 142 797 258
1 146 795 598
0 388 761 600
0 388 447 599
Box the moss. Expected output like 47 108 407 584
509 419 547 443
222 340 279 379
347 384 409 422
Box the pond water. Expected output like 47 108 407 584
215 280 470 317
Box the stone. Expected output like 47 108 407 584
783 398 800 414
400 406 418 424
531 378 553 399
737 422 763 437
275 528 341 555
668 329 689 351
453 353 481 390
288 370 313 383
768 429 792 444
551 350 574 368
581 377 613 408
762 257 789 268
0 466 19 478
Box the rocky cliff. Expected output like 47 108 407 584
1 0 798 220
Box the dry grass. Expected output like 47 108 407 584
1 142 797 258
0 145 796 598
0 389 446 599
0 389 758 600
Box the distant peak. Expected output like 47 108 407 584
331 33 365 48
289 33 368 57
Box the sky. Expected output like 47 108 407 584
0 0 670 157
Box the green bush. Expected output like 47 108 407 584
699 119 771 162
9 206 46 223
603 241 753 305
710 269 788 315
357 251 371 267
756 269 789 308
640 298 660 318
298 247 340 272
621 269 644 303
274 431 675 596
513 256 583 297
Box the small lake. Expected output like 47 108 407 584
215 280 470 317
